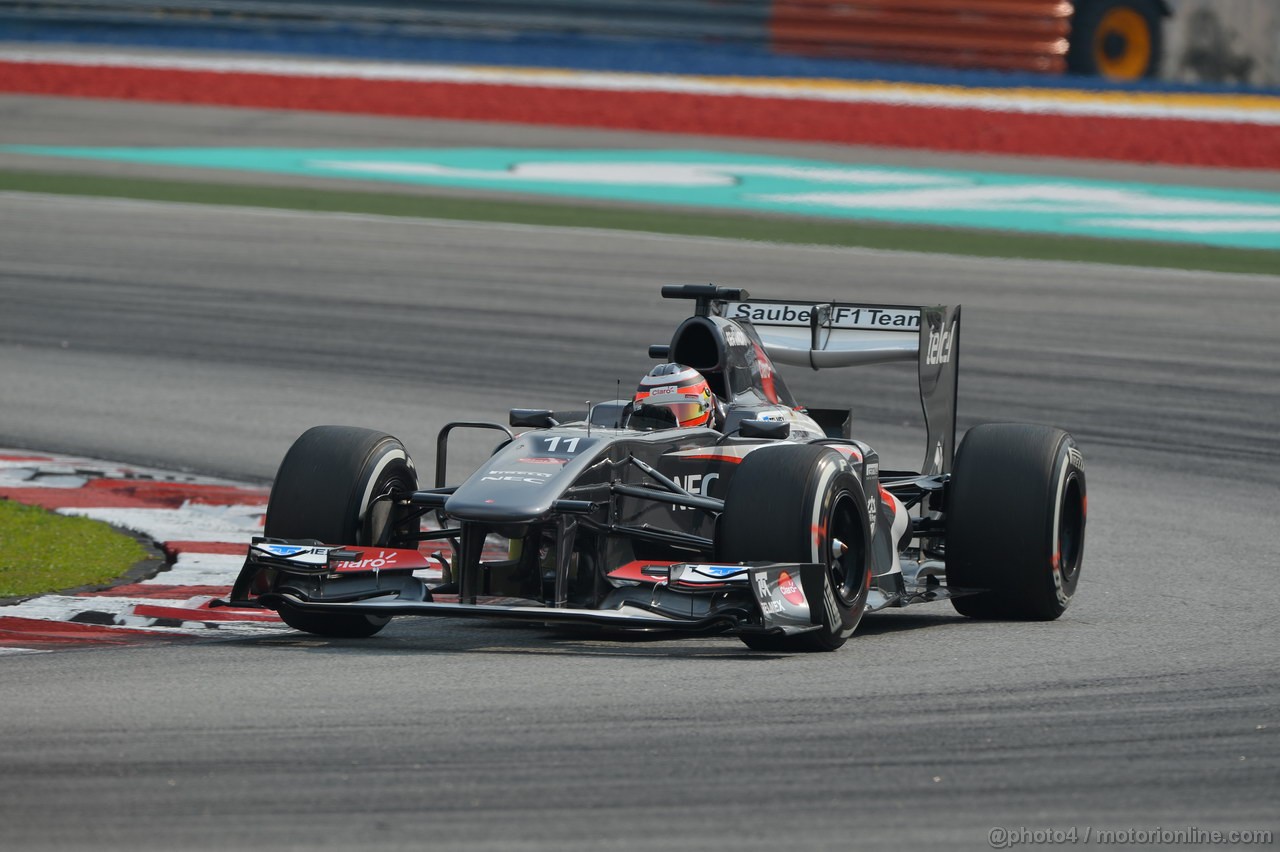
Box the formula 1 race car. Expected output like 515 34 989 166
221 285 1087 651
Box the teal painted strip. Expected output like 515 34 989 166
7 146 1280 250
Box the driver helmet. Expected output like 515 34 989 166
632 363 719 428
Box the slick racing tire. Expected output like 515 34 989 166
718 444 870 652
1067 0 1163 80
264 425 418 638
946 424 1086 621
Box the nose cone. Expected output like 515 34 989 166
444 432 599 522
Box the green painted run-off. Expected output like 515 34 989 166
7 146 1280 251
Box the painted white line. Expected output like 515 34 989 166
56 504 264 542
0 466 70 487
0 471 88 488
5 594 202 627
0 453 251 486
1081 217 1280 233
140 552 244 586
3 593 285 631
3 48 1278 125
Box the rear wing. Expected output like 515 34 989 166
718 299 924 369
666 288 959 475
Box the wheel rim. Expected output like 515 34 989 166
362 470 414 546
1093 7 1152 80
1057 474 1085 584
825 491 866 605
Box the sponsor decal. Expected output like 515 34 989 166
865 461 879 478
1067 446 1085 471
867 496 878 536
668 563 752 587
329 547 432 572
925 320 956 366
480 469 556 485
333 549 398 571
691 564 748 579
669 472 719 511
518 457 569 465
753 574 785 614
722 324 749 347
778 571 806 606
728 302 920 331
648 385 678 397
255 543 331 563
258 544 311 557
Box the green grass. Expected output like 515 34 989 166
0 499 150 598
3 168 1277 276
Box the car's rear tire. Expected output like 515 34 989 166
264 425 418 638
946 424 1086 620
718 444 870 652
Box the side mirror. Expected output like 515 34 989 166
739 419 790 440
509 408 557 428
588 400 630 429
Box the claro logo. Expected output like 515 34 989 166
926 320 956 366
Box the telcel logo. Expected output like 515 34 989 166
926 321 956 366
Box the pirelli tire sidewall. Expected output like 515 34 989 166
946 424 1087 621
265 425 418 546
718 444 871 650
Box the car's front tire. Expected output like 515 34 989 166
718 444 870 652
946 424 1086 620
264 425 418 638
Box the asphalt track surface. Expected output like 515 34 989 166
1 100 1279 851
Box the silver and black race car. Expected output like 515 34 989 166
221 285 1087 652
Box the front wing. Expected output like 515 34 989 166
233 542 839 638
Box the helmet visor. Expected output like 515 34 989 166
645 396 711 427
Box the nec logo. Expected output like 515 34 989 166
670 473 718 511
926 321 956 366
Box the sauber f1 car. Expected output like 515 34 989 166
220 285 1087 652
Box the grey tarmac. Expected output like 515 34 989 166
0 103 1277 851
